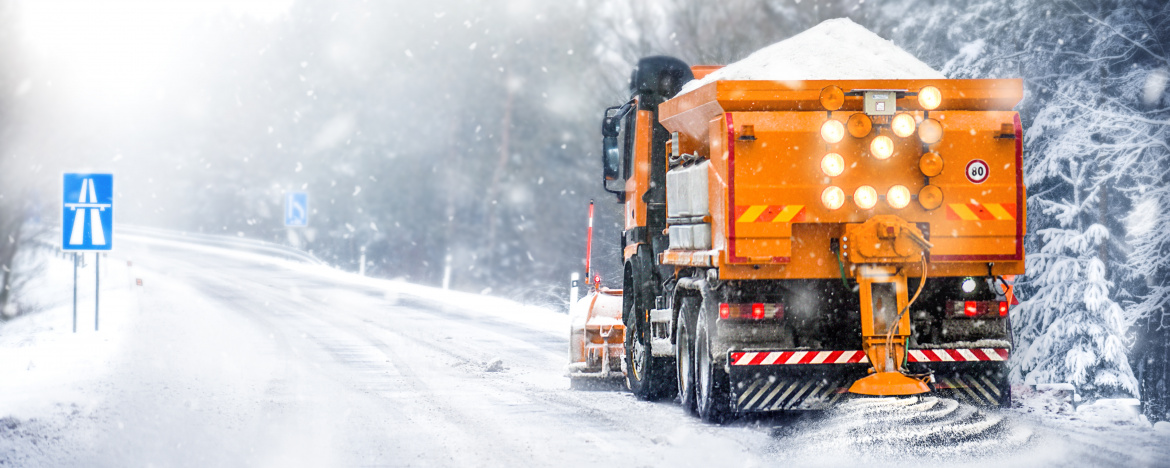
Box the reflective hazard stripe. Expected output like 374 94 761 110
736 206 768 223
734 348 1010 365
947 203 1016 221
735 205 806 223
907 348 1010 362
730 350 867 365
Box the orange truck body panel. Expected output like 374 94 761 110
657 79 1025 281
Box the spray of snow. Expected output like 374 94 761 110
678 18 944 96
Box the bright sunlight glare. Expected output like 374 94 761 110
17 0 291 108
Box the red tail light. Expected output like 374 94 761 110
947 300 1010 319
751 303 765 320
717 302 784 321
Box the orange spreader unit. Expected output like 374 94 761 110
657 78 1023 401
658 79 1025 281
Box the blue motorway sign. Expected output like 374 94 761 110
62 173 113 251
285 192 308 227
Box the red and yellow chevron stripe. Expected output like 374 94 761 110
735 205 806 223
946 203 1016 221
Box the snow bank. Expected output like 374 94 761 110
678 18 945 95
121 233 567 336
1075 398 1148 427
1155 421 1170 436
0 250 135 418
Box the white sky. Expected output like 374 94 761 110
15 0 292 111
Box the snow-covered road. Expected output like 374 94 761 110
1 233 1167 467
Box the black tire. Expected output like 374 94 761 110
677 296 698 414
695 306 731 423
625 286 675 400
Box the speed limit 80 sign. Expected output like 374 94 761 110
965 159 990 184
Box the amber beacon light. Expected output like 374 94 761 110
820 85 845 111
821 153 845 177
891 113 917 138
918 119 943 144
821 120 845 144
854 185 878 210
870 135 894 160
887 185 911 209
918 85 941 110
822 186 845 210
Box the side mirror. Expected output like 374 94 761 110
603 135 620 181
601 101 633 197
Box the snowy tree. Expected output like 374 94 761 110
0 2 48 320
1110 3 1170 419
1007 2 1160 395
871 0 1170 398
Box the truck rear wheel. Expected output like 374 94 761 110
624 287 675 400
695 308 731 423
676 310 696 414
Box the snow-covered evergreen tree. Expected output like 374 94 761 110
873 0 1165 398
1111 2 1170 416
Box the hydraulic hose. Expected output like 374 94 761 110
884 254 929 372
835 247 849 289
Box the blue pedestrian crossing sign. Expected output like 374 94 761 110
285 192 308 227
62 173 114 251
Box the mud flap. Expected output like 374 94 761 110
918 362 1010 407
728 348 1012 411
731 365 871 412
728 351 870 412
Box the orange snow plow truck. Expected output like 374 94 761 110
580 55 1025 422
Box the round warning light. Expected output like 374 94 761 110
847 113 872 138
822 186 845 210
821 153 845 177
887 185 911 209
892 113 917 138
919 119 943 144
821 120 845 144
854 185 878 210
820 85 845 111
870 135 894 160
918 185 943 210
918 86 942 110
919 152 944 177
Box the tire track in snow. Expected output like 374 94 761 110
185 257 525 467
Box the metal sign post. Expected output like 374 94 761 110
62 173 113 332
72 253 78 333
95 253 100 331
